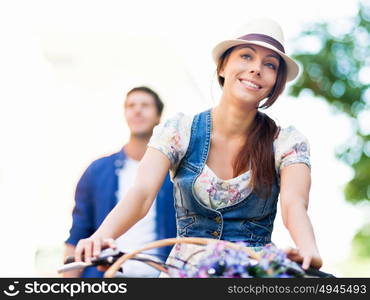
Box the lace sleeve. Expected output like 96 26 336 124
148 112 193 172
274 126 311 173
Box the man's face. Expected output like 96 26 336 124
124 91 161 138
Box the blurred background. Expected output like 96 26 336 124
0 0 369 277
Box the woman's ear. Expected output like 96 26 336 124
218 61 225 78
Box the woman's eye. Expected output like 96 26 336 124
266 63 277 70
241 54 251 60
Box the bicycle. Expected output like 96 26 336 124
58 237 335 278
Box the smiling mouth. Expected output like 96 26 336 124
240 79 262 90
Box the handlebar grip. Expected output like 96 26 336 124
64 256 75 264
63 248 123 265
304 266 335 278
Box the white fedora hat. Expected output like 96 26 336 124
212 18 299 82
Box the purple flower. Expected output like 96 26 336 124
170 241 304 278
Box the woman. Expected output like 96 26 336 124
74 18 322 273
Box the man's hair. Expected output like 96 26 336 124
126 86 164 116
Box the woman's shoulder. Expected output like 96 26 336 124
161 111 195 130
274 125 310 158
275 125 309 143
274 125 311 170
148 111 197 170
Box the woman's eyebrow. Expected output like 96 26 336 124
241 45 256 52
266 54 280 61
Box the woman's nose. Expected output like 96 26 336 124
248 61 262 76
249 66 261 76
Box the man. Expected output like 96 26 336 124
64 86 176 277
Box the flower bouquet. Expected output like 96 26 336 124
104 237 334 278
169 241 308 278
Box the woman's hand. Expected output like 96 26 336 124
284 246 323 270
74 237 117 264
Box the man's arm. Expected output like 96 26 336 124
74 147 171 263
63 163 96 276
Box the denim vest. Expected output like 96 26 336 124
173 109 280 246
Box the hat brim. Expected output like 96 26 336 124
212 39 299 82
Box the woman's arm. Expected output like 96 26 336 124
74 147 171 263
279 163 322 269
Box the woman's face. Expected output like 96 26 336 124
219 44 280 106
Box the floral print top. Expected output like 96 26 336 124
148 112 311 210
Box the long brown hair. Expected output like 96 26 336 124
216 46 288 198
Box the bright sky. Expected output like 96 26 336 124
0 0 369 277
